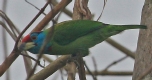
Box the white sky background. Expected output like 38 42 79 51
0 0 145 80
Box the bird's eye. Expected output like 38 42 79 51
31 36 37 40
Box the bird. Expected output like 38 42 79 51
19 20 147 57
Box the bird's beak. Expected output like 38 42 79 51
18 42 35 51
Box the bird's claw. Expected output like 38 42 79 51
66 53 83 68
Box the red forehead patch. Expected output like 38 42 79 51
22 34 32 42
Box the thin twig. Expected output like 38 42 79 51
84 61 97 80
25 0 58 24
104 56 128 70
97 0 107 21
22 52 33 76
20 53 45 68
106 38 135 59
0 10 18 38
92 56 97 79
0 11 18 39
42 55 53 63
25 0 46 15
59 68 64 80
0 21 16 40
54 11 62 22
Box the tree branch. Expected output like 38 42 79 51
29 55 71 80
86 70 132 76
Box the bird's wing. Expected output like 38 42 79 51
51 20 105 45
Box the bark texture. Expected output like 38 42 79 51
132 0 152 80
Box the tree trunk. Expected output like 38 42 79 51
132 0 152 80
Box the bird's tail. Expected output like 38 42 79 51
98 24 147 39
106 24 147 31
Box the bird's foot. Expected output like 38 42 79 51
67 53 83 68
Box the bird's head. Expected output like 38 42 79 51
18 32 41 52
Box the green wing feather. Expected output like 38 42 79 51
52 20 105 45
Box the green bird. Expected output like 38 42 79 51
19 20 146 56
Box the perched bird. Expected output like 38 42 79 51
19 20 146 56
